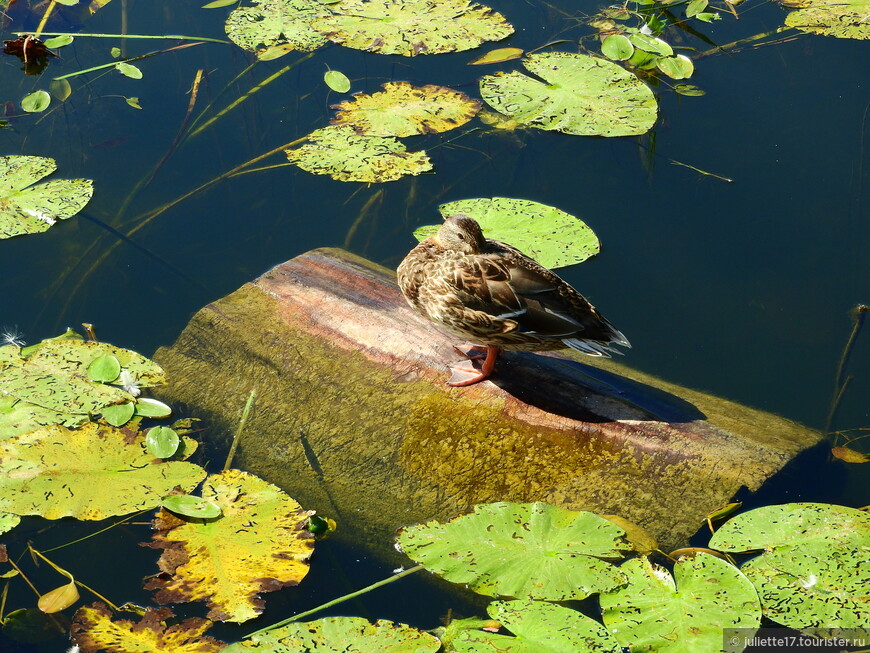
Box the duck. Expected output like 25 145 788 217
397 214 630 386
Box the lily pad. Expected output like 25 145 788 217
312 0 514 56
331 82 481 137
600 554 761 652
412 197 600 269
71 603 226 653
0 511 20 536
783 0 870 39
225 0 329 59
0 391 87 440
656 54 694 80
161 493 222 519
0 422 206 520
146 426 181 458
479 52 657 136
453 600 622 652
225 616 441 653
324 69 351 93
0 156 94 239
101 401 135 427
601 33 634 60
144 469 315 623
286 125 432 183
396 501 629 600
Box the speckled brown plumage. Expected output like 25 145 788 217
397 214 629 385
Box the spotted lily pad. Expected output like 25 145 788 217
0 390 87 441
396 501 630 600
331 82 481 137
286 125 432 182
783 0 870 39
224 617 441 653
0 155 94 239
0 511 20 535
413 197 600 269
453 600 622 652
225 0 329 59
71 603 226 653
479 52 658 136
144 470 315 623
709 503 870 628
600 554 761 651
313 0 514 56
0 422 206 520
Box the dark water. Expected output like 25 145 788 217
0 0 868 649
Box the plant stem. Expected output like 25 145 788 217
37 31 230 44
245 565 425 638
224 391 256 471
824 304 868 442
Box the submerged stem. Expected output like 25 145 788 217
224 391 257 471
824 304 868 443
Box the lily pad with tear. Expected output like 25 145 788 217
396 501 629 600
783 0 870 39
313 0 514 56
479 52 657 136
0 155 93 239
225 0 329 59
600 554 761 652
413 197 600 269
0 422 205 520
286 125 432 183
224 616 441 653
144 470 315 623
331 82 481 137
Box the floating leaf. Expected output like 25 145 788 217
601 515 659 555
0 392 87 440
324 69 351 93
629 33 673 55
468 46 524 65
87 354 121 382
286 125 432 183
101 401 135 427
0 156 93 239
674 84 705 96
313 0 514 56
331 82 481 137
686 0 709 17
110 46 121 57
600 554 761 651
135 397 173 418
126 97 142 109
21 91 51 113
454 599 622 653
227 616 440 653
411 197 600 269
225 0 329 59
479 52 657 137
0 422 206 520
146 426 181 459
397 501 629 600
203 0 238 6
116 62 143 78
144 470 315 623
161 494 222 518
601 33 634 60
831 446 869 463
42 35 74 48
38 580 80 613
783 0 870 39
0 511 21 535
49 78 72 101
71 603 226 653
656 54 694 80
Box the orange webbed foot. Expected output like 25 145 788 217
446 345 501 386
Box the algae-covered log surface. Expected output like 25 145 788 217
153 248 821 551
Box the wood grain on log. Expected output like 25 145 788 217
153 248 822 551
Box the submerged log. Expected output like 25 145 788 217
153 248 822 551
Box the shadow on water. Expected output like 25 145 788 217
491 350 707 423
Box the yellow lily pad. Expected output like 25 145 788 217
225 0 330 58
144 470 315 623
286 125 433 183
784 0 870 39
0 422 206 520
331 82 481 137
71 603 226 653
313 0 514 56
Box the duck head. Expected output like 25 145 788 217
435 214 486 254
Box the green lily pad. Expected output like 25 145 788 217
101 401 135 427
21 91 51 113
656 54 694 79
0 422 206 520
330 82 481 137
479 52 657 136
411 197 600 269
601 33 634 61
600 554 761 652
0 391 87 441
146 426 181 459
87 354 121 383
312 0 514 56
396 501 629 600
453 600 622 652
135 397 173 418
161 493 222 519
629 33 673 56
145 470 315 623
0 156 94 239
784 0 870 39
286 125 433 183
0 511 21 536
324 69 351 93
225 0 329 59
226 616 440 652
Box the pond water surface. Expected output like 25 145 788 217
0 0 868 649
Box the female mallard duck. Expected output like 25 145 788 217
397 214 630 386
